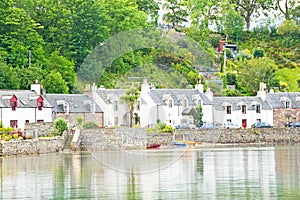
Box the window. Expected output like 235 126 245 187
168 99 173 108
113 101 118 111
242 105 246 114
38 101 43 110
11 101 17 111
257 119 261 122
226 106 232 114
37 120 44 123
256 105 261 113
227 119 232 123
137 101 140 111
114 117 118 125
25 120 29 124
197 99 202 106
285 101 290 109
183 99 187 107
10 95 18 111
10 120 18 128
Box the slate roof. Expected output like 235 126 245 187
0 90 52 108
148 89 212 106
45 94 102 113
266 92 300 109
96 89 126 104
213 96 272 111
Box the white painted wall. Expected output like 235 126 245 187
213 107 273 128
1 107 53 130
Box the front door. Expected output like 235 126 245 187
242 119 247 128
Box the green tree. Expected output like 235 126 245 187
103 0 148 35
45 51 76 92
196 105 204 126
43 71 69 94
237 57 278 95
54 118 68 136
230 0 273 30
0 61 19 89
121 87 140 127
16 66 46 90
136 0 159 25
187 0 221 29
221 10 245 41
0 0 45 68
162 0 188 28
275 0 299 20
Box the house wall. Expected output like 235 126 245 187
55 112 104 128
213 108 273 128
135 97 158 128
1 107 53 130
202 105 213 123
273 108 300 128
92 89 128 127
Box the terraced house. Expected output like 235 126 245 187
0 83 53 130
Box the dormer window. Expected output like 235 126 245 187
10 95 18 111
197 99 202 106
12 101 17 111
226 105 232 114
168 99 173 108
280 97 291 109
113 101 118 111
256 105 261 113
38 102 43 110
242 105 246 114
37 96 44 110
285 101 290 109
183 99 188 107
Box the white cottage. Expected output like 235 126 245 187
0 87 53 130
91 86 128 127
212 96 273 128
136 82 213 127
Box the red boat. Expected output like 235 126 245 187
146 144 161 149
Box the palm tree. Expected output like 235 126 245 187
121 87 140 127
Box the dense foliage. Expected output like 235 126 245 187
0 0 298 95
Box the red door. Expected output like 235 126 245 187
242 119 247 128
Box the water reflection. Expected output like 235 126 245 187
0 145 300 199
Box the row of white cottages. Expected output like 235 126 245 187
0 82 299 131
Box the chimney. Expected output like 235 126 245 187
141 78 150 93
257 82 267 100
31 80 41 95
195 79 203 93
205 88 213 101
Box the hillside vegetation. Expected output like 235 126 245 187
0 0 299 95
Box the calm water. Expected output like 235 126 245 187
1 144 300 199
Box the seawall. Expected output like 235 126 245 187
79 127 300 151
0 138 64 157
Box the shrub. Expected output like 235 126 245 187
159 125 174 133
54 118 68 136
82 121 98 129
76 115 83 128
0 127 15 134
49 129 61 137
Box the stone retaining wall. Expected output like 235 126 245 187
80 127 300 151
0 138 64 157
24 122 55 138
175 128 300 144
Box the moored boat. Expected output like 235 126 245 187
146 144 161 149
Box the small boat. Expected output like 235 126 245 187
146 144 161 149
173 141 188 147
173 140 196 147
